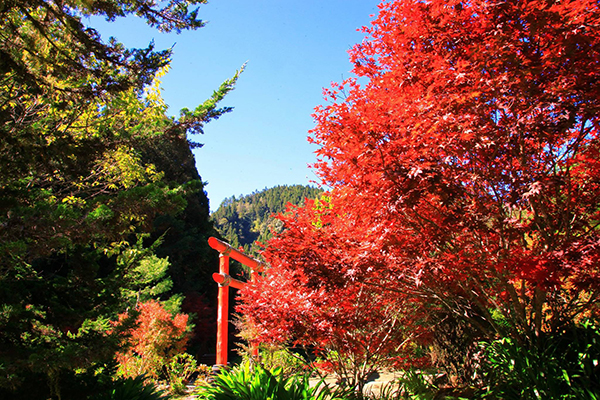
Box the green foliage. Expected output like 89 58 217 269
363 382 403 400
95 375 170 400
394 370 478 400
112 234 173 304
258 346 309 378
164 353 203 395
393 322 600 399
0 245 138 389
139 134 221 297
139 133 222 356
196 362 354 400
475 322 600 399
394 370 438 400
180 64 246 139
212 185 323 254
0 361 170 400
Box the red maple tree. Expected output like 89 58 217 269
241 0 600 379
240 198 430 388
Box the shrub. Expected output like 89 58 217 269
164 353 210 395
94 375 170 400
395 369 438 400
256 345 310 378
115 300 190 380
476 321 600 399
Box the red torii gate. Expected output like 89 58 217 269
208 237 266 366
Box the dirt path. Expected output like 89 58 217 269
309 370 401 398
362 370 401 397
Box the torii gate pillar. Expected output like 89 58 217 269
208 237 264 367
215 251 230 366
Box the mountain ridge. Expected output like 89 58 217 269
211 184 323 255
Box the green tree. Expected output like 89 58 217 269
140 133 220 297
0 0 240 397
140 130 223 358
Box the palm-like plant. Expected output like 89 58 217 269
196 362 354 400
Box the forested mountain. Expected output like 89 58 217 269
211 185 323 254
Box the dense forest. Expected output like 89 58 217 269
211 185 323 254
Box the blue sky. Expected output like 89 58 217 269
89 1 379 211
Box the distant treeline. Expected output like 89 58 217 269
211 185 323 254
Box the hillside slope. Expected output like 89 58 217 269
211 185 323 254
